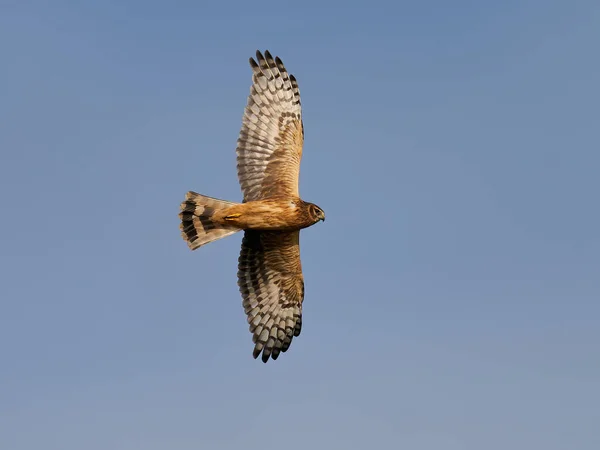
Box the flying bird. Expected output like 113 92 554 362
179 50 325 363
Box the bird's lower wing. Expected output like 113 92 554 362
237 230 304 362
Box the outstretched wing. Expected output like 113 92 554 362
236 50 304 202
237 230 305 362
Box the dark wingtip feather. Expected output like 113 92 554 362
294 315 302 337
264 50 276 69
271 347 281 360
261 351 270 363
252 339 265 360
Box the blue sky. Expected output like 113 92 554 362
1 1 599 449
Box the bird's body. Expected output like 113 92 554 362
179 50 324 362
221 198 321 231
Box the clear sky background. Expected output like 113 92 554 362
1 1 599 449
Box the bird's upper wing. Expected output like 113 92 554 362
236 50 304 202
237 230 304 362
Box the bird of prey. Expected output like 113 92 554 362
179 50 325 363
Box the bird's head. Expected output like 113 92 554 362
307 203 326 224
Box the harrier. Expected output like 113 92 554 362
179 50 325 363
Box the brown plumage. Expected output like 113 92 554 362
179 50 325 362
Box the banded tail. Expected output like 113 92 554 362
179 192 241 250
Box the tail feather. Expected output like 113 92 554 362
179 192 241 250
